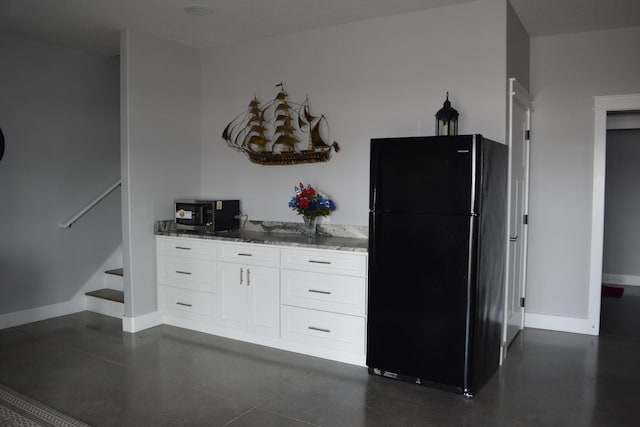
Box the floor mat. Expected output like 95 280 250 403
0 384 90 427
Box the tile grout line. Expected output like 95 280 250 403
71 347 253 408
220 406 259 427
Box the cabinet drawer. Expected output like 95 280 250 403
281 270 366 316
217 242 279 267
281 305 365 355
156 236 216 259
281 248 366 277
160 285 216 319
157 255 215 293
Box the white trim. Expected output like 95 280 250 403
503 78 532 361
0 246 124 329
525 312 596 336
120 29 134 319
590 94 640 337
602 274 640 287
0 296 86 330
594 94 640 111
123 311 163 333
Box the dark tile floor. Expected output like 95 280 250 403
1 312 639 426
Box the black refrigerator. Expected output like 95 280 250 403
367 134 507 397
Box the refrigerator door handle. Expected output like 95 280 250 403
369 211 377 272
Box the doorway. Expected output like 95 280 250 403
502 78 531 360
600 116 640 338
589 95 640 336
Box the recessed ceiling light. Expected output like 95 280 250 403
184 4 213 16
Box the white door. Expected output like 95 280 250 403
246 265 280 337
503 78 532 357
217 262 247 330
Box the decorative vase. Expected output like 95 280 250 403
303 216 318 237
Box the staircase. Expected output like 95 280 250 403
85 268 125 318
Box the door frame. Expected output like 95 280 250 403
502 78 532 361
589 94 640 334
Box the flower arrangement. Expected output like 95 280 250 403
289 182 336 218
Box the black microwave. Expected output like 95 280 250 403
174 199 240 232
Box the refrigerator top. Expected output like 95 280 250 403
370 135 480 215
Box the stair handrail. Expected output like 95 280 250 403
59 179 121 228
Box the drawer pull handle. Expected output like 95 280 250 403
308 260 331 265
308 289 331 295
238 253 253 257
176 270 192 275
308 326 331 333
175 246 191 250
176 302 192 307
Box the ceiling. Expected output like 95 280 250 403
1 0 640 56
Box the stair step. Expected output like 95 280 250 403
105 268 124 277
85 288 124 303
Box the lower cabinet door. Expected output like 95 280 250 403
217 262 247 330
246 265 280 338
217 262 280 337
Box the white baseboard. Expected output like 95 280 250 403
525 312 598 336
1 246 123 330
123 311 163 333
602 273 640 287
0 295 86 330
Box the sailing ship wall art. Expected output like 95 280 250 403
222 83 340 165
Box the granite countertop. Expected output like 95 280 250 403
154 220 368 253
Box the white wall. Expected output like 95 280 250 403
0 33 120 315
121 30 201 321
200 0 508 226
527 27 640 323
603 129 640 280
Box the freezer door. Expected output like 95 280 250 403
370 136 475 214
367 211 475 390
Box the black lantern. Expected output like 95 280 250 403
435 92 459 136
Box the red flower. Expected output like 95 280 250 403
298 197 310 209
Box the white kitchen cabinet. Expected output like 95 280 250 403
156 236 217 328
281 269 366 317
280 247 368 360
217 261 279 337
160 285 216 323
281 247 367 277
156 235 367 365
157 236 216 259
281 305 365 354
216 242 280 338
